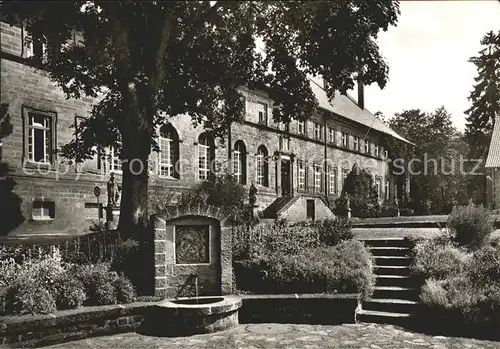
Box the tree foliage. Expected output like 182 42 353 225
341 164 380 218
386 107 470 214
465 30 500 160
0 1 400 236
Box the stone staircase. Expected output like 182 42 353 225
356 237 423 326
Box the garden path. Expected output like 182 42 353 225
44 323 499 349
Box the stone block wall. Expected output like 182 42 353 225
152 205 232 298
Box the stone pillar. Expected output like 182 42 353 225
153 216 168 298
275 154 281 196
105 206 120 231
220 225 233 295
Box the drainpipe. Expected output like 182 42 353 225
323 110 328 204
227 122 232 176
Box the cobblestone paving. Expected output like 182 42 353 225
46 323 500 349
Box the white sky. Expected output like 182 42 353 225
363 0 500 131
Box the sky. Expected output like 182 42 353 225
362 0 500 131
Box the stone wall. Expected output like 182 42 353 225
152 205 232 298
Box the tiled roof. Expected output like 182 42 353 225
485 119 500 168
309 78 412 144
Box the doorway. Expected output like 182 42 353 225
281 159 291 196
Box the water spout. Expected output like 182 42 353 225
194 275 199 305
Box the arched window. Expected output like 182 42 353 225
158 124 180 178
256 145 269 187
233 140 247 184
198 133 215 181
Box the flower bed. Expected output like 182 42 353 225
232 219 374 300
0 247 136 316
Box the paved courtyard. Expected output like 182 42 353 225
46 323 500 349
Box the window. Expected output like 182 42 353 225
342 169 349 189
257 102 268 125
314 123 322 140
298 121 306 135
384 149 389 159
22 28 46 62
353 136 360 152
306 199 315 221
256 145 269 187
298 160 306 191
342 132 348 148
25 110 54 164
314 165 322 193
278 121 288 131
108 145 122 172
376 178 382 198
280 136 290 151
158 124 179 178
364 140 370 154
385 180 390 200
233 140 247 184
84 202 104 220
328 127 336 144
374 144 380 157
32 200 55 220
328 166 338 195
198 133 215 181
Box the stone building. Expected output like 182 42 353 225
0 21 411 240
485 119 500 210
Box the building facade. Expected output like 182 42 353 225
0 21 411 240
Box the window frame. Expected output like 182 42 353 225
364 139 371 154
23 106 57 167
328 127 336 144
353 136 360 152
31 199 55 221
328 166 338 196
298 160 306 192
198 133 215 181
158 124 180 179
341 132 348 148
385 179 390 200
256 102 268 125
298 120 306 135
314 164 322 193
314 123 322 140
256 145 269 187
233 140 247 185
374 144 380 157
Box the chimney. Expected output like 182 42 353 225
357 82 365 110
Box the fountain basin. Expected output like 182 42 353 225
144 296 242 336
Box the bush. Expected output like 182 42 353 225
73 263 118 306
113 274 137 304
4 279 56 315
468 244 500 286
448 203 493 250
234 240 375 300
420 277 480 315
411 237 471 280
52 273 86 310
317 218 353 246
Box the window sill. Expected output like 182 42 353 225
31 217 55 223
24 161 53 170
157 175 180 181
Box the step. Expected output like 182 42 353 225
374 256 412 266
362 298 421 314
362 238 411 248
375 275 420 288
373 266 411 276
356 309 414 326
369 246 411 257
372 286 420 301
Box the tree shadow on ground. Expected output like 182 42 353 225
0 103 25 236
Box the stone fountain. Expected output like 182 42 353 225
145 204 242 336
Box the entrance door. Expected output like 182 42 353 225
281 159 291 196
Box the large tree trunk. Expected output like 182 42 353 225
117 91 152 240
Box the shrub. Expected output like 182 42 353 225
113 274 137 304
411 237 471 280
4 279 56 315
448 203 493 250
468 244 500 286
420 277 480 315
317 218 353 246
234 240 375 299
52 273 86 310
73 263 118 306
